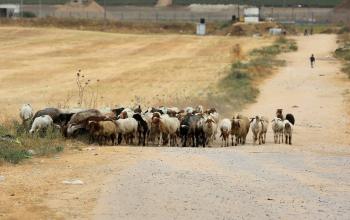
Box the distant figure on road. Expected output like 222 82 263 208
310 54 316 68
304 29 308 36
310 28 313 35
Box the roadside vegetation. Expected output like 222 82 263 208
335 28 350 78
0 121 65 164
207 37 297 111
283 23 345 35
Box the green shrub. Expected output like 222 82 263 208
342 63 350 78
335 47 350 61
213 37 297 111
22 11 37 18
338 27 350 35
0 121 65 164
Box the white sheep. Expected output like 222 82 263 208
203 116 217 146
250 116 264 145
29 115 53 135
260 116 269 144
167 107 180 113
271 117 284 144
185 107 194 114
19 104 33 127
283 120 293 145
119 108 134 119
195 105 204 114
115 118 138 144
219 118 231 147
158 114 180 147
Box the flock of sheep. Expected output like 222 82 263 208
19 104 295 147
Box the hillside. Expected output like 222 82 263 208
0 27 271 117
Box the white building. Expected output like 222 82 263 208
0 4 20 17
244 7 260 23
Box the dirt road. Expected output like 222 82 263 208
243 34 350 153
93 35 350 219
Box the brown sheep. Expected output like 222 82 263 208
88 120 117 146
231 114 250 146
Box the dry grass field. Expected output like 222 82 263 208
0 27 271 118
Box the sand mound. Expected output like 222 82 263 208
155 0 172 7
226 22 280 36
335 0 350 10
55 0 104 14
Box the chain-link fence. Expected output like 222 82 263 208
0 1 349 24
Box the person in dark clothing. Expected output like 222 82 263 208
310 54 315 68
304 29 308 36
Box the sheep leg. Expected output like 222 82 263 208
98 136 103 146
117 134 122 145
182 135 187 147
195 134 200 147
158 132 162 147
192 134 196 147
280 133 283 144
174 135 178 147
111 134 115 146
168 134 172 147
143 131 147 146
285 135 288 144
202 132 206 147
289 135 292 145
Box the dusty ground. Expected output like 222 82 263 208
0 31 349 219
0 26 270 118
243 34 350 154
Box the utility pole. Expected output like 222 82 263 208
20 0 23 17
103 0 106 20
39 0 42 18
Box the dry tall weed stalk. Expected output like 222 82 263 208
230 43 243 62
76 70 90 107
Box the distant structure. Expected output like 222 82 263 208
55 0 104 14
155 0 173 7
0 4 19 17
244 7 260 23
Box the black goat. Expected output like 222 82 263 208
132 113 149 146
285 114 295 125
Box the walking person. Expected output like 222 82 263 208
310 54 316 68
